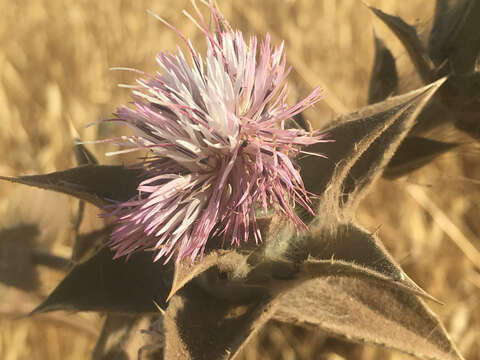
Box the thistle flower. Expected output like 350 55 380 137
104 3 327 263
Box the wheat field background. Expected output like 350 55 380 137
1 0 479 359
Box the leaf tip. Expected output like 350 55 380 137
152 300 166 315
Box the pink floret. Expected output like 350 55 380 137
104 4 327 263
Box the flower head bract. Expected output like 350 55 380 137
103 2 327 263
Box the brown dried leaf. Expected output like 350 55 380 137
384 136 459 179
31 246 173 315
274 267 464 360
368 33 398 104
368 5 435 83
0 165 142 207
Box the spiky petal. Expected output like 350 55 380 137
104 4 327 263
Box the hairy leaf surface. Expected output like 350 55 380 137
368 33 398 104
0 165 142 207
31 246 172 314
274 272 463 360
369 6 435 83
384 136 459 178
301 79 445 217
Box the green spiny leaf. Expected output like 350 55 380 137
72 137 100 261
31 246 172 315
369 5 435 83
163 284 273 360
274 267 464 360
74 139 99 166
384 136 459 178
300 79 445 218
0 165 142 207
368 32 398 104
440 73 480 139
429 0 480 75
167 251 224 301
306 224 437 301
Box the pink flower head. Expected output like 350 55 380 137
104 3 327 263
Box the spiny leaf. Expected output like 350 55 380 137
162 223 459 360
162 250 292 359
242 229 434 303
31 246 172 315
70 121 99 166
368 5 435 83
0 223 39 291
74 139 99 166
274 268 464 360
167 251 223 301
338 79 445 212
409 99 451 136
297 259 429 300
429 0 465 67
72 199 86 256
195 252 270 304
300 79 445 217
92 315 140 360
163 284 274 360
384 136 459 178
72 136 100 261
0 165 143 207
450 9 480 74
306 223 437 301
368 32 398 104
169 248 452 360
440 73 480 139
242 254 427 303
429 0 480 74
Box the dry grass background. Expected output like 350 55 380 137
1 0 479 359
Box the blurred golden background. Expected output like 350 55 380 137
1 0 479 359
